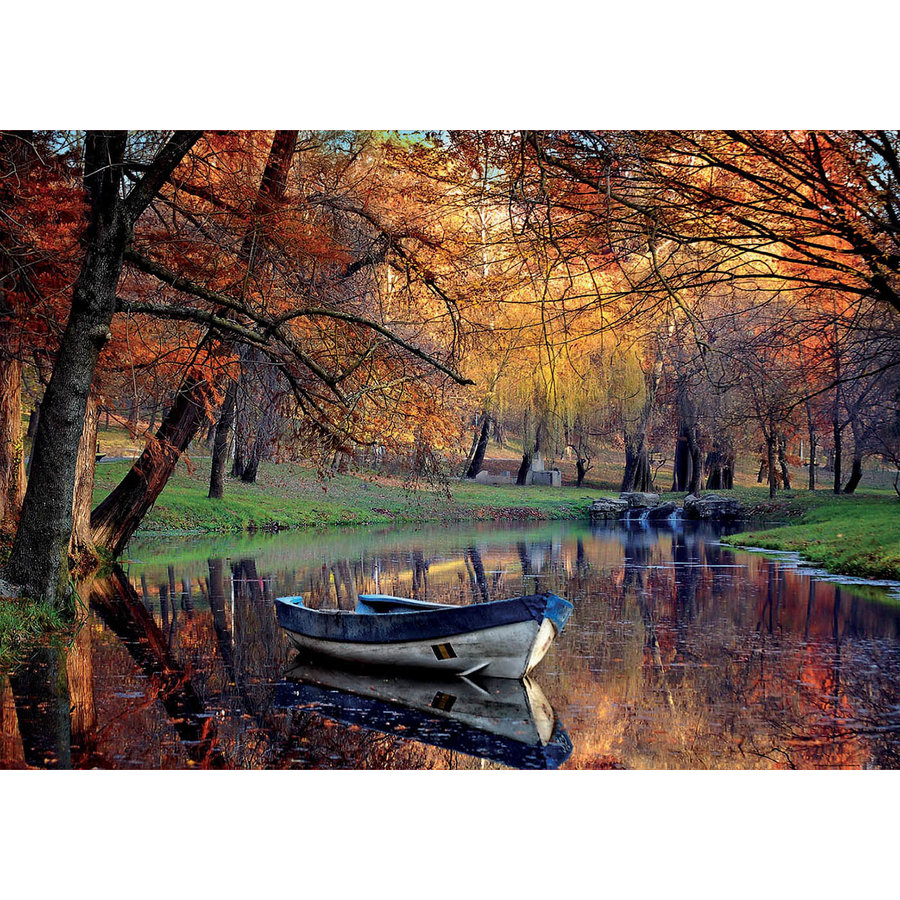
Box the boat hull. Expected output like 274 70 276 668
276 591 573 679
284 617 546 679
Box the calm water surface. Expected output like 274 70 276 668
4 519 900 769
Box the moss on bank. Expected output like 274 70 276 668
723 492 900 581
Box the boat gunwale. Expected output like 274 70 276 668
275 592 572 645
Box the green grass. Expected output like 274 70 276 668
0 594 68 670
92 458 600 535
722 491 900 581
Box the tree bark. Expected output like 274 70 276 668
516 450 532 486
0 132 31 534
7 132 130 605
26 402 40 439
843 456 863 494
466 414 491 479
6 131 201 607
672 423 693 491
576 455 587 488
833 418 843 495
622 433 652 492
766 431 778 499
777 434 792 491
208 380 237 499
0 353 25 533
91 376 214 557
70 391 99 558
808 425 817 491
685 423 702 496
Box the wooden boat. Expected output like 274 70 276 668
274 591 573 679
277 660 573 769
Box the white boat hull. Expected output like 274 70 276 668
284 616 558 679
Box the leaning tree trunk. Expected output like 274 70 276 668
95 130 284 528
91 376 214 557
842 417 864 494
516 409 533 486
466 414 491 479
843 456 863 494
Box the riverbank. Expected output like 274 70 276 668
722 491 900 581
92 459 899 544
0 582 67 669
92 459 598 533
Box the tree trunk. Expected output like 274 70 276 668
516 450 532 486
808 426 817 491
208 380 237 499
70 392 99 559
622 433 652 492
466 414 491 479
0 133 31 534
777 434 792 490
833 418 843 495
766 432 778 500
6 131 201 607
516 409 533 486
672 423 692 491
239 386 280 484
91 376 214 557
686 424 702 496
26 402 40 439
7 133 130 606
843 456 863 494
0 353 25 534
576 455 587 488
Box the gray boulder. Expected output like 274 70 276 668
683 492 743 520
590 497 629 520
646 501 679 521
619 491 660 509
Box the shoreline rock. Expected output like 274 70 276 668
683 492 743 520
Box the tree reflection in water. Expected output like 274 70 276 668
2 520 900 769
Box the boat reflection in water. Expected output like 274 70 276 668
276 658 573 770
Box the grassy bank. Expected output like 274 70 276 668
0 592 67 669
92 458 598 535
722 491 900 581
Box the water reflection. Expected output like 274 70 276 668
277 662 573 770
2 519 900 769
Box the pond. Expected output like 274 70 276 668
3 518 900 769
